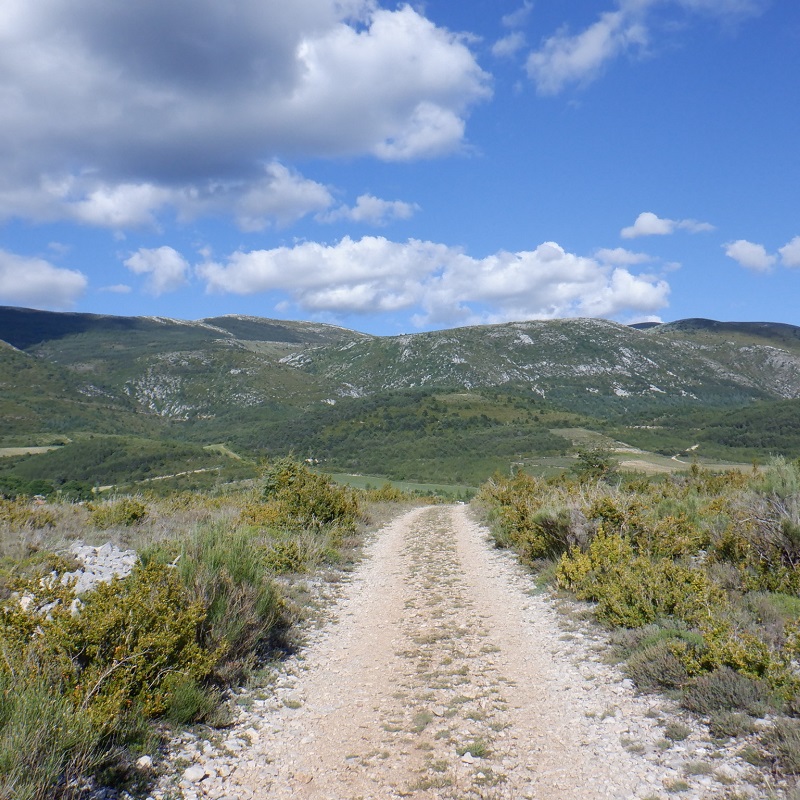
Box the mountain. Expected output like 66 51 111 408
2 306 800 485
286 317 800 413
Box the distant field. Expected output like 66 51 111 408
203 443 244 460
0 446 61 458
327 472 476 496
547 428 754 476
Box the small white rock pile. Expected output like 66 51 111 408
63 541 138 595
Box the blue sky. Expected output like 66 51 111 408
0 0 798 334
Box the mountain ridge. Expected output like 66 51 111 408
3 305 800 485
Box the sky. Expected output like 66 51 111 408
0 0 798 334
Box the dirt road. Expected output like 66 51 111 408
177 505 771 800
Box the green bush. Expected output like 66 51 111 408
681 667 769 717
88 497 148 529
0 498 55 530
708 711 755 740
756 457 800 500
243 459 361 533
626 640 689 690
363 482 411 502
164 676 221 726
175 524 284 678
556 528 726 629
663 720 692 742
0 562 215 729
571 445 616 480
264 538 309 574
764 718 800 774
0 675 101 800
0 561 218 797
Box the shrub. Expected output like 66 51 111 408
764 718 800 774
364 483 410 502
627 640 690 690
643 514 708 558
176 525 284 677
164 676 221 726
0 562 215 730
756 457 800 500
571 445 616 480
708 711 755 740
0 675 101 800
0 498 55 530
663 721 692 742
510 506 585 562
264 538 309 574
88 497 148 529
556 528 726 629
681 667 769 717
587 496 626 529
243 459 361 533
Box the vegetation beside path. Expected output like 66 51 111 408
479 457 800 787
0 461 421 799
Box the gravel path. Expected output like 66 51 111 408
158 505 785 800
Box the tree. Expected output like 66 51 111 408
571 445 616 480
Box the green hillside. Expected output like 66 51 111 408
0 341 159 443
195 388 579 485
3 306 800 488
287 317 798 414
0 434 255 497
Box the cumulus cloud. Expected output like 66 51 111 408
779 236 800 268
318 194 420 225
0 250 87 309
0 1 490 227
66 182 174 229
26 162 335 232
224 163 334 231
197 236 670 325
621 211 715 238
724 239 776 272
526 0 767 94
124 247 191 295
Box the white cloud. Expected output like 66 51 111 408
197 236 670 325
0 2 490 226
621 211 715 238
526 0 767 94
779 236 800 268
31 162 335 232
527 9 648 94
502 2 534 29
493 32 527 59
124 246 190 295
318 194 419 225
0 250 87 309
69 182 174 228
724 239 776 272
595 247 652 265
225 163 334 231
100 284 133 294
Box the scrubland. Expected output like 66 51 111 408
0 461 412 800
479 456 800 785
